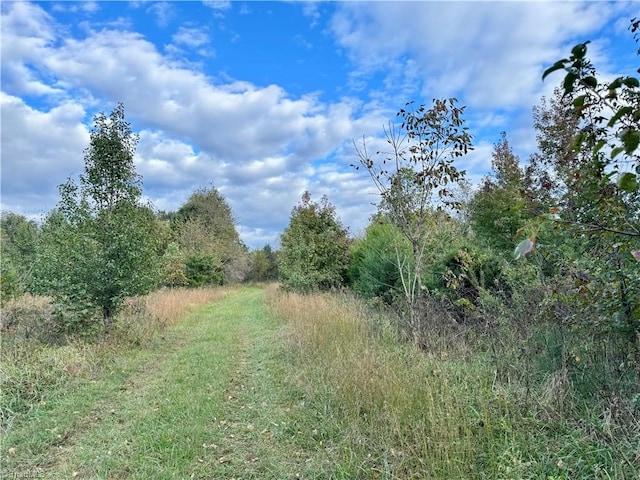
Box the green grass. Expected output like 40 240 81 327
2 285 638 479
2 286 337 479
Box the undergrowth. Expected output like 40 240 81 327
267 287 640 479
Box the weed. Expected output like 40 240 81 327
267 287 640 479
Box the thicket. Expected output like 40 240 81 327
0 105 258 339
342 22 640 448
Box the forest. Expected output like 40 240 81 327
1 22 639 479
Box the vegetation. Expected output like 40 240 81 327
468 132 533 253
248 244 279 282
3 286 636 478
538 31 640 370
169 185 249 286
0 212 38 302
1 287 230 478
270 288 639 479
353 99 473 337
2 17 639 480
32 103 161 334
279 191 349 293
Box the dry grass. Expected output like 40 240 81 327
267 289 491 477
265 288 640 479
140 286 231 326
0 294 55 339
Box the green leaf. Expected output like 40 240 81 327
617 172 638 192
582 76 598 88
610 146 624 159
621 129 640 154
563 72 578 95
609 77 623 90
572 95 586 107
571 42 589 58
573 131 588 150
622 76 640 88
593 139 607 155
542 61 567 81
607 106 633 127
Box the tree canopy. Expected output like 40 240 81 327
33 103 161 333
279 192 349 293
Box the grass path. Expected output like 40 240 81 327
3 286 332 479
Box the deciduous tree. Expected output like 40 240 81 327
353 99 472 335
468 132 532 252
34 103 161 333
172 185 249 284
279 192 349 292
521 19 640 375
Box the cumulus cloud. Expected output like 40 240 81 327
0 93 89 214
1 1 635 248
327 0 635 178
329 1 629 109
1 2 381 246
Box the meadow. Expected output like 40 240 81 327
1 284 637 478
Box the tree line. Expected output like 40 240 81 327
1 20 638 381
279 21 639 386
0 103 277 336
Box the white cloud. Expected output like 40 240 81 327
329 1 631 111
203 1 231 11
0 93 89 214
0 2 384 246
1 1 635 249
172 26 210 48
146 2 173 27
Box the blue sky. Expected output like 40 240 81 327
1 1 638 249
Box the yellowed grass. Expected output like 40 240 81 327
0 294 54 332
266 288 491 477
140 286 231 326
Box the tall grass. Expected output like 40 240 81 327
267 288 640 479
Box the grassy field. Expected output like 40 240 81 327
2 286 329 479
1 285 638 479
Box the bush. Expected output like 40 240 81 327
184 253 224 287
347 221 407 304
0 264 21 305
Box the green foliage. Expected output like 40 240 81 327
32 103 161 334
529 22 640 351
248 245 279 282
279 192 349 292
0 211 39 296
160 242 189 287
348 218 409 303
354 99 473 334
0 264 21 304
468 133 534 252
172 185 249 284
184 253 224 287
